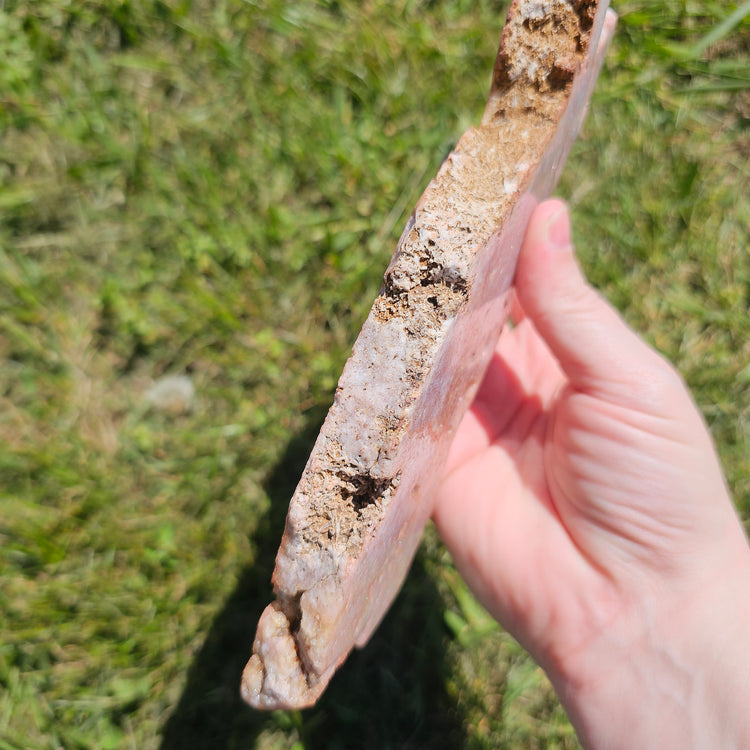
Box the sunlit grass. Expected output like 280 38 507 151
1 1 748 748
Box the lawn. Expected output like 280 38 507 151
1 1 748 748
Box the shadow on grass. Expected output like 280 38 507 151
160 408 465 750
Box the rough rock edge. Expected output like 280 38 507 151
243 0 616 710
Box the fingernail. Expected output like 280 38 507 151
547 205 571 248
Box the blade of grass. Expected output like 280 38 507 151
681 80 750 92
690 0 750 57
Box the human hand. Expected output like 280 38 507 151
433 199 750 749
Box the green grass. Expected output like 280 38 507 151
1 0 748 747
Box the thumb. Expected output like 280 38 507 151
515 199 669 403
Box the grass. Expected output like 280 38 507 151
1 0 748 747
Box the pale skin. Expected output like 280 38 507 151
433 199 750 749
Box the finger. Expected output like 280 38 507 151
444 318 563 474
444 326 522 473
514 199 673 407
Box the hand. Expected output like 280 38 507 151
433 199 750 749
